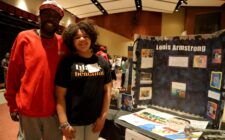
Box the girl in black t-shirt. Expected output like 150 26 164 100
55 19 112 140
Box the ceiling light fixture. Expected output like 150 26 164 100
175 0 188 12
135 0 142 11
181 0 188 4
91 0 108 15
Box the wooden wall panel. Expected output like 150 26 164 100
78 7 225 39
221 4 225 29
185 7 224 35
79 11 162 40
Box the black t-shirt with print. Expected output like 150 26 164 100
55 54 112 125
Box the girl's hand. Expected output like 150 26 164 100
62 125 76 139
92 117 106 133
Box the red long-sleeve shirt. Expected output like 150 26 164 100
96 51 109 62
4 29 67 117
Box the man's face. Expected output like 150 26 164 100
39 9 61 35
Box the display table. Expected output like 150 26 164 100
114 110 167 140
101 109 162 140
101 107 208 140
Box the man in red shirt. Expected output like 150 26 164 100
4 0 67 139
96 46 109 62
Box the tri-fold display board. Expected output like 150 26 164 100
132 30 225 128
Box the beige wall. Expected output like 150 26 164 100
97 26 133 57
161 8 185 36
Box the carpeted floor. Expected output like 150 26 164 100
0 103 19 140
0 88 19 140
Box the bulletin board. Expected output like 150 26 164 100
132 30 225 126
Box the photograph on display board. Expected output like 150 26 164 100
141 48 154 57
171 82 186 98
121 93 133 111
139 87 152 100
141 49 153 68
210 71 222 90
212 48 222 64
140 72 152 84
193 55 207 68
207 101 217 119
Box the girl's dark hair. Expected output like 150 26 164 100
62 19 98 52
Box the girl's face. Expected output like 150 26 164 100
73 29 91 54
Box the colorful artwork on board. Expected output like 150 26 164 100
140 72 152 84
141 49 154 68
193 55 207 68
141 49 154 57
139 87 152 100
207 101 217 119
210 71 222 90
212 49 222 64
171 82 186 98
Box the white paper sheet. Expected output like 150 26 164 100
119 108 208 140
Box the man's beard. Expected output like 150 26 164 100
41 21 58 36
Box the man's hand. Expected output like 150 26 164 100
10 112 19 121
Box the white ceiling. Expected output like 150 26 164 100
56 0 225 18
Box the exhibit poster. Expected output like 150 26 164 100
171 82 186 98
212 48 221 64
193 55 207 68
210 71 222 90
141 49 153 68
119 108 208 140
207 101 217 119
140 72 152 84
139 87 152 100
